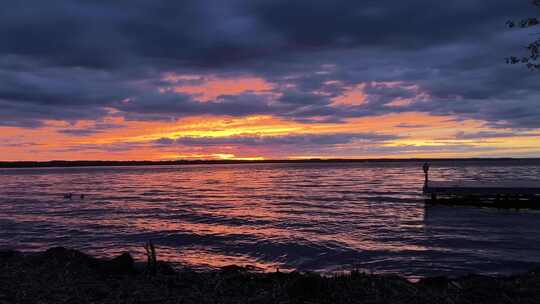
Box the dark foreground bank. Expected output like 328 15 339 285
1 248 540 304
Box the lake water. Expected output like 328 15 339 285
1 160 540 279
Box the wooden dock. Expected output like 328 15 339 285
423 181 540 209
421 163 540 209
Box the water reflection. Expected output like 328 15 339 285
0 161 539 278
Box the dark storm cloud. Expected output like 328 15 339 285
57 123 124 136
246 0 513 50
155 133 398 147
115 92 276 121
453 131 540 140
53 142 146 153
0 0 538 128
5 0 518 67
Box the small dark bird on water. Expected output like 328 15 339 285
80 194 85 199
63 193 73 199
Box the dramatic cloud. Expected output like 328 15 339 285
57 123 124 136
1 0 539 159
155 132 398 147
453 131 540 140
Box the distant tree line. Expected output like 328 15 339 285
0 158 537 168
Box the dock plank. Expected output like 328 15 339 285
424 180 540 195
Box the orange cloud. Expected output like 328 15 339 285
330 81 429 107
163 74 274 101
1 111 540 161
331 83 367 106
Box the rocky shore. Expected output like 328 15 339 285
1 247 540 303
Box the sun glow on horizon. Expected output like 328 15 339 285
2 108 539 162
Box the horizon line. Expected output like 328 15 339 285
1 157 540 168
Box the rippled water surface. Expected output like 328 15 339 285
1 161 540 278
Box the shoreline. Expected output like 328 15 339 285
2 247 540 303
1 157 540 169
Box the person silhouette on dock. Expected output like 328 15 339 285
423 162 430 188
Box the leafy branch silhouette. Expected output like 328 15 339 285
506 1 540 69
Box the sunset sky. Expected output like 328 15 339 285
1 0 539 161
